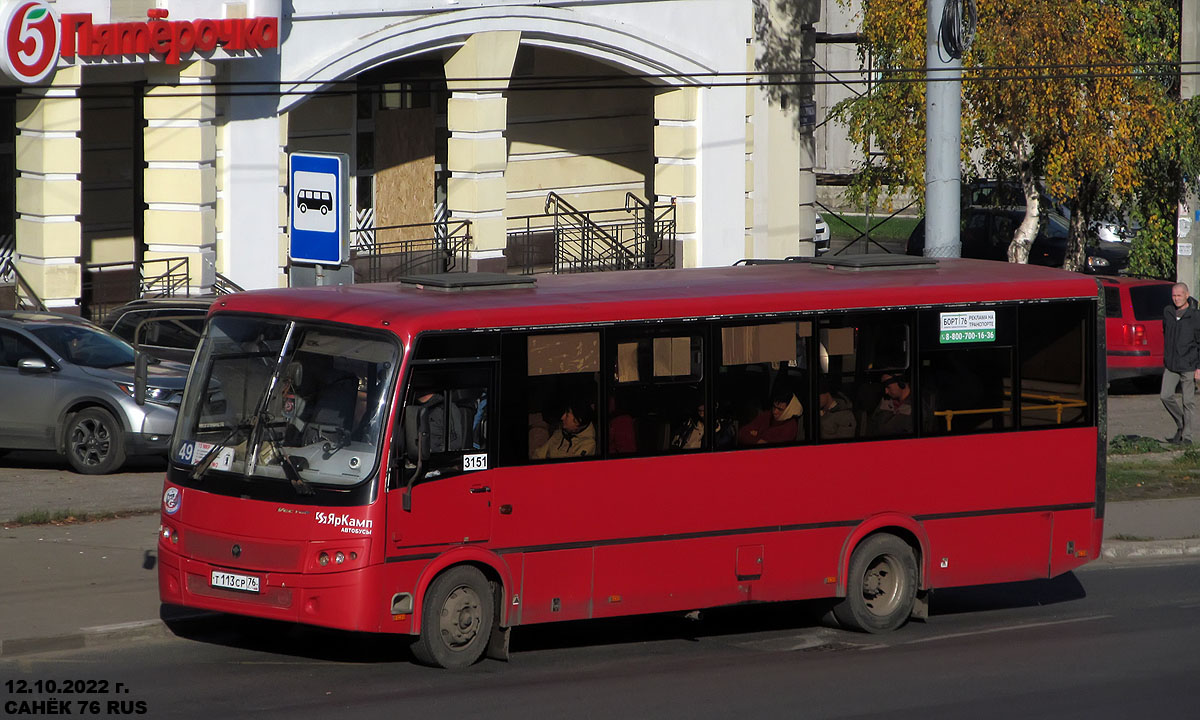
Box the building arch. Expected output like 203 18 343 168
279 5 718 113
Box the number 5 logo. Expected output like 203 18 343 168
1 1 60 84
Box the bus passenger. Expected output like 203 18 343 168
531 398 596 459
818 379 856 440
670 403 705 450
608 397 637 455
868 372 913 436
737 389 803 446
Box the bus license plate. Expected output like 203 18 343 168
211 570 260 593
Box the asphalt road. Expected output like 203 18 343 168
3 559 1197 719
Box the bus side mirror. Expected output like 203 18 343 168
134 352 149 406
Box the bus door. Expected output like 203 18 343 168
386 363 494 549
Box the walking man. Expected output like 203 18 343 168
1161 282 1200 444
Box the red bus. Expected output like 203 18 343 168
158 256 1105 668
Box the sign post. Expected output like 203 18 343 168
288 151 350 279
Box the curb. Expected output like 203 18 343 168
1101 538 1200 561
0 610 214 659
0 620 171 658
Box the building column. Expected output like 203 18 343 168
220 56 287 291
654 87 699 267
143 61 217 294
14 66 82 310
444 31 520 273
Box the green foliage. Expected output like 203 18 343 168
1127 214 1175 279
1176 444 1200 464
790 0 1198 270
1109 434 1168 455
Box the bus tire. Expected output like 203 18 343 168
299 203 308 213
411 565 494 669
833 533 917 633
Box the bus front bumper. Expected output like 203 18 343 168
157 547 404 635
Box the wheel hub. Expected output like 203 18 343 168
72 420 109 465
862 555 900 616
439 586 481 648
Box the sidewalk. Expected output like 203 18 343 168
1 394 1199 658
0 515 170 656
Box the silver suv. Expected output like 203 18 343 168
0 311 189 474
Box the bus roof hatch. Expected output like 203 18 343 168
398 273 537 292
820 255 937 272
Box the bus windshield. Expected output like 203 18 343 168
172 314 399 488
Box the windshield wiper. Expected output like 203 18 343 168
244 323 296 478
255 424 316 496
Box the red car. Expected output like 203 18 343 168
1101 276 1174 384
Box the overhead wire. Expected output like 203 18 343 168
1 57 1193 100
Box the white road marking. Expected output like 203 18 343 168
901 615 1112 645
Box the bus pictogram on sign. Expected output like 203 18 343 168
297 189 333 216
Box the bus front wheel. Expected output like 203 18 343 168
833 534 917 633
412 565 494 669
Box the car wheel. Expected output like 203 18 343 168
66 408 127 475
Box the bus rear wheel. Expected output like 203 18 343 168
411 566 494 669
833 534 917 633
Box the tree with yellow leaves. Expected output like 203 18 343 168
760 0 1191 272
969 0 1168 271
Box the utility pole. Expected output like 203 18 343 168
1179 0 1199 293
923 0 962 258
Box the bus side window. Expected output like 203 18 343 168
820 315 914 440
716 321 810 449
609 328 705 457
918 307 1015 436
1018 302 1091 428
499 331 600 464
400 365 492 480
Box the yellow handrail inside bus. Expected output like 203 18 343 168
933 391 1087 431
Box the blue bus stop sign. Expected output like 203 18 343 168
288 151 350 265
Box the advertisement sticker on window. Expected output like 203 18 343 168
939 311 996 344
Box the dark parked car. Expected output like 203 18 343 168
0 311 190 474
1101 276 1174 384
906 207 1129 275
101 296 214 364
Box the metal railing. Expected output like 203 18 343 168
348 218 472 283
509 193 676 274
0 255 48 312
212 271 244 295
140 256 191 298
81 256 192 321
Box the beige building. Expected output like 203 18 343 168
1 0 821 317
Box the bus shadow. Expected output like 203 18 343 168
928 572 1087 617
159 598 840 663
160 605 414 664
510 599 840 653
158 574 1086 663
